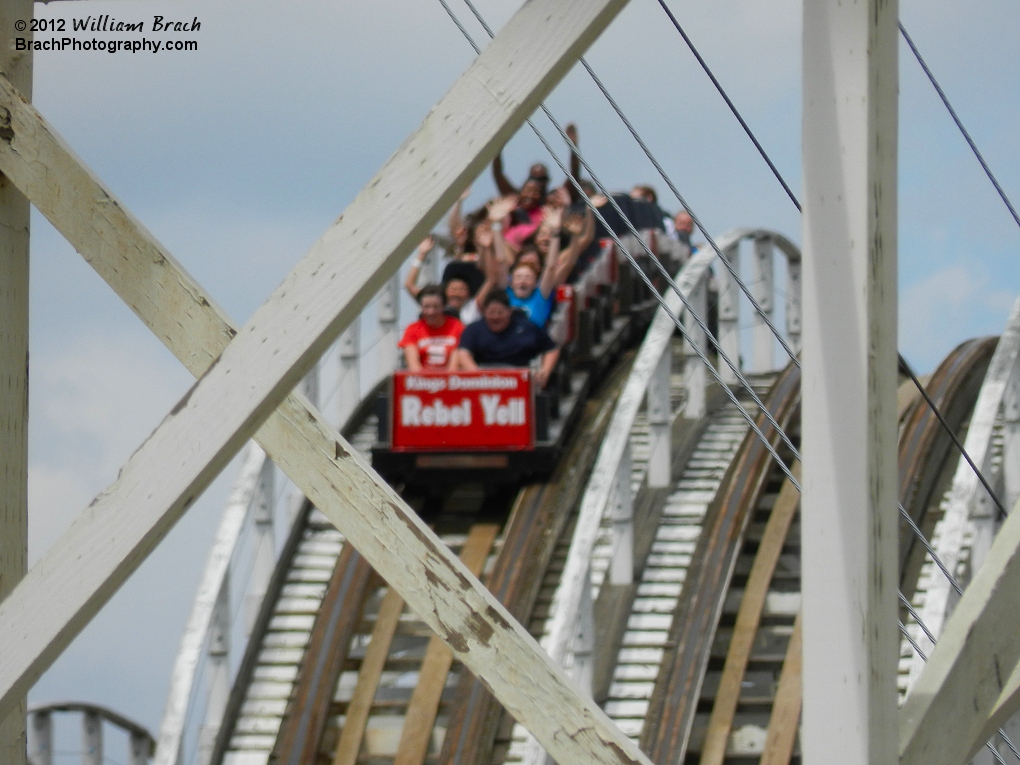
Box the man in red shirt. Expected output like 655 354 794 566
399 285 463 371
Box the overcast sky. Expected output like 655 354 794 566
20 0 1020 751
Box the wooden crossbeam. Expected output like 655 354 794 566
0 4 657 765
333 587 406 765
700 464 801 765
394 524 499 765
899 493 1020 765
272 545 374 765
760 612 802 765
0 4 32 763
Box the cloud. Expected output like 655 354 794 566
900 264 1016 371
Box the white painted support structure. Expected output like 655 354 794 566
301 361 320 410
524 228 804 765
30 711 51 765
572 568 596 695
609 443 635 586
83 709 102 765
0 4 31 764
1004 367 1020 514
682 273 708 421
647 342 673 488
895 294 1020 761
337 316 361 427
0 5 657 765
245 456 275 636
199 579 230 765
716 242 741 384
904 295 1020 690
899 490 1020 765
785 249 802 354
801 0 899 763
377 274 400 376
29 703 155 765
521 249 713 765
155 443 268 765
751 236 774 372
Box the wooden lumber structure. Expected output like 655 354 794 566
8 1 1020 765
0 4 664 765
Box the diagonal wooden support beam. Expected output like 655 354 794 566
0 4 654 765
899 492 1020 765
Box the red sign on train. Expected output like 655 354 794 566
391 369 534 451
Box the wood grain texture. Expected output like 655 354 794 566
699 464 801 765
439 363 633 765
900 492 1020 765
0 4 32 762
0 6 657 764
897 337 995 595
641 363 800 765
393 524 498 765
272 544 373 765
905 295 1020 694
592 385 729 704
534 251 714 704
760 612 802 765
332 586 405 765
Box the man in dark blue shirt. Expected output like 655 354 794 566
455 291 560 388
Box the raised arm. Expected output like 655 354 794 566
548 207 595 289
538 205 565 299
403 235 434 300
486 196 518 289
492 151 518 197
472 222 499 308
446 186 471 241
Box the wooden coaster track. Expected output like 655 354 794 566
209 332 995 765
212 349 635 765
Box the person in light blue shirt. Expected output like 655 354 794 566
498 200 594 327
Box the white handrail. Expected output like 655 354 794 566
520 248 714 765
904 293 1020 694
156 268 408 765
715 228 802 378
30 701 155 765
155 442 268 765
521 227 802 765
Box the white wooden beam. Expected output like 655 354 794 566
519 251 712 765
0 4 32 764
751 236 774 372
716 242 740 384
646 343 672 487
0 5 654 765
904 294 1020 691
800 0 899 763
899 491 1020 765
682 274 708 420
155 443 267 765
337 317 361 427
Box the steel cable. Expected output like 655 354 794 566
441 0 802 485
652 0 1009 528
439 12 1015 757
459 0 802 372
898 22 1020 234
